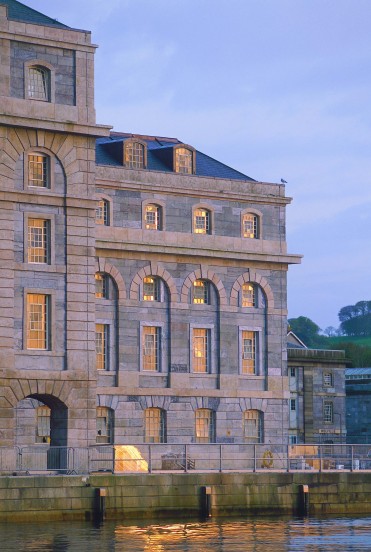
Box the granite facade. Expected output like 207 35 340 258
0 3 301 451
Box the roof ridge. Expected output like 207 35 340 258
110 131 180 143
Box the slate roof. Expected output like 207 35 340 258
96 133 255 182
346 368 371 378
0 0 69 28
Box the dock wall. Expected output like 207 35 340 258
1 472 371 522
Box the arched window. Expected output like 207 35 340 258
27 65 51 101
195 409 215 443
96 198 110 225
144 408 166 443
175 147 193 174
243 410 263 443
96 407 114 444
242 213 259 238
193 208 211 234
144 203 162 230
28 153 49 188
193 279 210 304
143 276 160 301
95 273 109 299
124 141 146 169
240 283 266 309
241 283 256 308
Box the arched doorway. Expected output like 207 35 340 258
15 394 68 470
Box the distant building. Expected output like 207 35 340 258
345 368 371 444
0 0 301 452
287 333 347 444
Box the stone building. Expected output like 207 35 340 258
287 333 347 444
345 368 371 444
0 0 301 451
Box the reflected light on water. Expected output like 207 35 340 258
1 516 371 551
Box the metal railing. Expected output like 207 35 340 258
1 443 371 475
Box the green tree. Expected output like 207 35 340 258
338 300 371 336
334 342 371 368
288 316 327 348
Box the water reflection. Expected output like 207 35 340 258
1 516 370 551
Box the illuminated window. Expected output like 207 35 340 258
241 283 256 307
95 199 110 225
28 154 49 188
145 408 166 443
323 372 333 387
193 328 210 373
241 330 257 375
144 204 161 230
28 219 50 264
242 213 259 238
125 141 145 169
26 294 50 350
28 66 50 101
175 147 193 174
243 410 263 443
36 405 51 443
96 324 109 370
143 326 161 371
195 409 215 443
96 407 114 444
143 276 159 301
193 208 210 234
95 273 109 299
324 401 333 423
193 280 210 304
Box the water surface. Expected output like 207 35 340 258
0 515 370 551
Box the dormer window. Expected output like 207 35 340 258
175 147 193 174
27 66 50 101
124 141 146 169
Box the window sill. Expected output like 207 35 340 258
190 373 216 377
16 263 65 273
140 372 167 376
238 374 265 379
19 350 63 356
97 370 116 375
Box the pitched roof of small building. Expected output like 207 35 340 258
0 0 69 28
96 133 255 181
287 330 307 349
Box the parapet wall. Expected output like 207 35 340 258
1 472 371 522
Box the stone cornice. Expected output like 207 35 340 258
96 234 302 265
0 114 111 137
96 172 292 205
